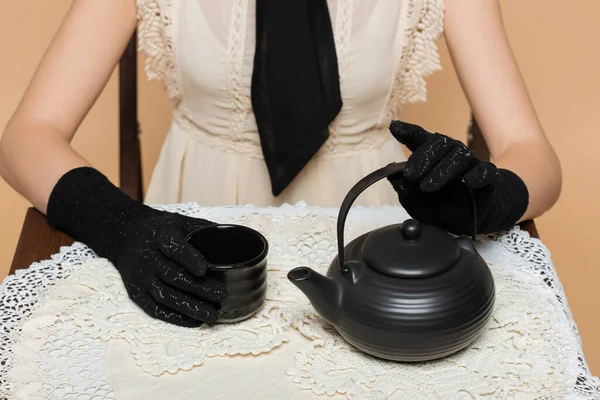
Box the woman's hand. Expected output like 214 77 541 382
48 167 227 327
388 121 529 236
107 208 228 327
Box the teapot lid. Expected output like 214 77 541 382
362 219 460 279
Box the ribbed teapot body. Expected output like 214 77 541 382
327 233 495 361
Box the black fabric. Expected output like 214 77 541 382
47 167 227 327
251 0 342 196
387 121 530 235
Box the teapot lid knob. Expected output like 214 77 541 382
362 220 461 279
401 219 421 240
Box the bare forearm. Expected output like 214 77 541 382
493 139 562 222
0 0 137 213
0 119 90 214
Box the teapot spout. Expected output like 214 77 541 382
288 267 341 325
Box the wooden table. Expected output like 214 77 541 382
9 208 74 275
9 207 540 275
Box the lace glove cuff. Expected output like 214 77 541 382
47 167 144 260
480 168 529 234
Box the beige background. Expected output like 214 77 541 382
1 1 599 374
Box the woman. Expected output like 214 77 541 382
0 0 561 327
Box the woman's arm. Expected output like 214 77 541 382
443 0 562 221
0 0 137 213
0 1 228 326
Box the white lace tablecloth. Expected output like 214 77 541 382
1 203 599 400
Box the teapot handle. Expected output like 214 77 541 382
336 162 478 273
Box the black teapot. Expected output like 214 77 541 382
287 162 495 362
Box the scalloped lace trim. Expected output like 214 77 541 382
380 0 444 127
173 108 393 160
136 0 182 106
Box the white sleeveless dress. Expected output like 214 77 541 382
137 0 444 206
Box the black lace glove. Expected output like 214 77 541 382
387 121 529 236
47 167 227 327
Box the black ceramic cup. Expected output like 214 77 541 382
185 224 268 323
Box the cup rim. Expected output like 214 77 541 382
185 224 269 269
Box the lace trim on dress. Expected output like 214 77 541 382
380 0 444 127
325 0 354 149
136 0 183 107
174 108 392 160
227 0 251 142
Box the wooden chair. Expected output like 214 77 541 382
8 31 537 274
118 30 144 202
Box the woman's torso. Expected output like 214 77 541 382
137 0 444 206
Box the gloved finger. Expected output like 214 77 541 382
404 134 454 181
135 292 203 328
387 171 415 201
148 278 220 323
389 120 433 152
178 215 216 233
159 240 208 277
462 161 499 189
156 260 228 303
420 144 474 193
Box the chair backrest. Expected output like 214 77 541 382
118 31 143 202
467 117 490 162
117 30 489 200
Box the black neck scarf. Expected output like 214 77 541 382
251 0 343 196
